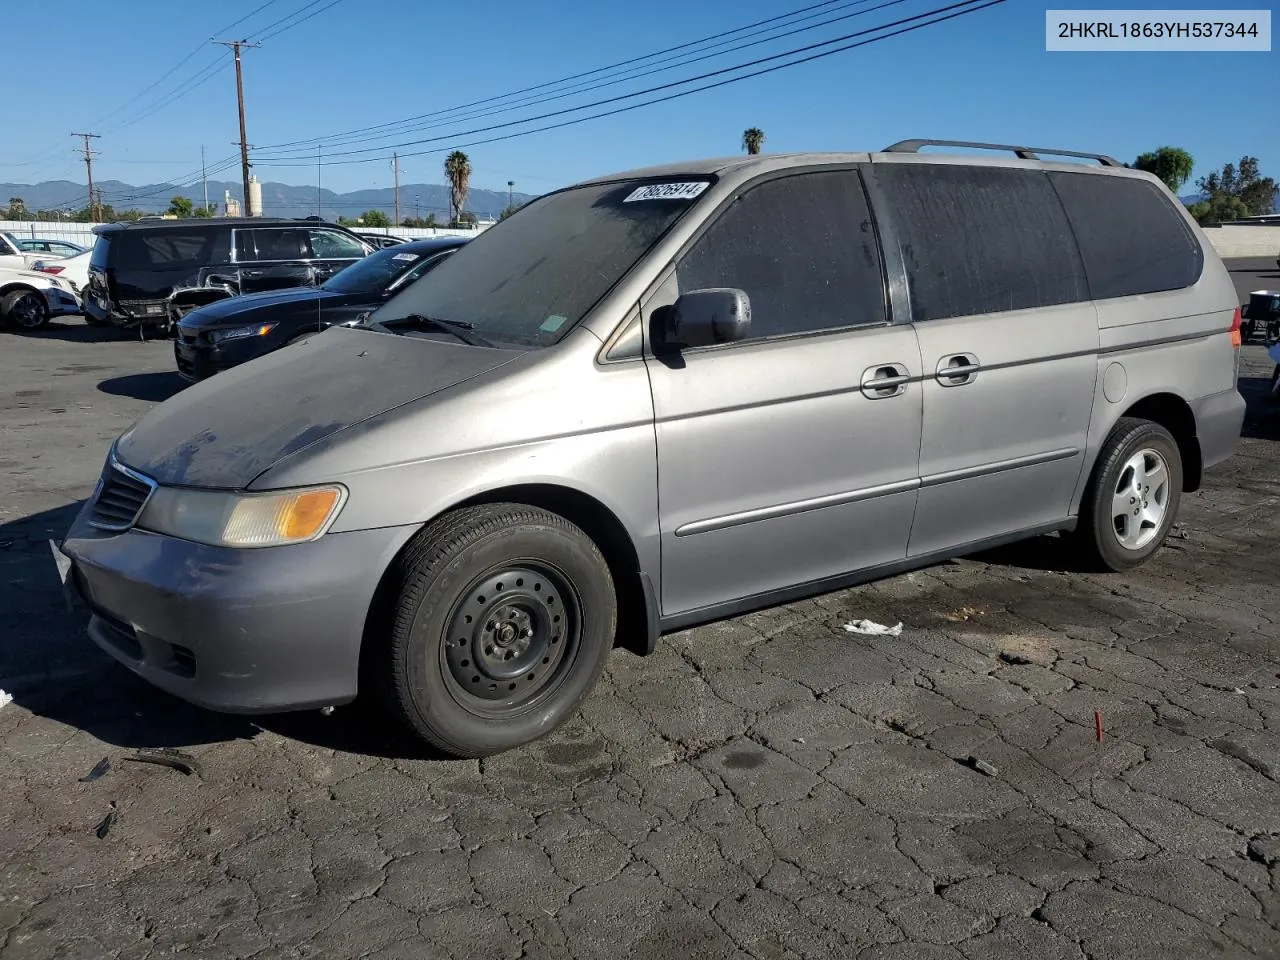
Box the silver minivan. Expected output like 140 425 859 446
62 140 1247 757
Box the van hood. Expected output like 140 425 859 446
115 327 524 488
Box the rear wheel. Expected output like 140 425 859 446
374 504 616 757
1076 417 1182 571
2 289 49 330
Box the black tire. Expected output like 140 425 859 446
1076 417 1183 572
83 312 108 328
374 503 616 757
2 289 49 330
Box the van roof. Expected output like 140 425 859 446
578 139 1128 187
93 217 350 235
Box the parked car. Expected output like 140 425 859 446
174 236 468 381
60 140 1245 758
357 233 409 249
17 238 87 258
1241 289 1280 343
34 249 91 294
1 231 46 270
83 217 374 331
0 264 81 329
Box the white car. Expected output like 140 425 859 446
16 237 86 259
0 265 81 330
1 231 47 269
34 249 91 294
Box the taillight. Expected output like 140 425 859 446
37 265 64 275
1229 307 1242 347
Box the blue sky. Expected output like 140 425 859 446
2 0 1274 200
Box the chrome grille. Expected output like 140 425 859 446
88 460 157 532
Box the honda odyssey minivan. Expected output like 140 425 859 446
61 140 1247 757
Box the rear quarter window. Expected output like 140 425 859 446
871 163 1089 322
112 231 224 271
1048 171 1204 300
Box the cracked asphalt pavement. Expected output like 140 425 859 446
2 259 1279 959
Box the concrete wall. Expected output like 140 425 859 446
1200 225 1280 260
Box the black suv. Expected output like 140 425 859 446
84 218 373 330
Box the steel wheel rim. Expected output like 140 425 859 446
12 293 45 328
1111 447 1170 551
441 561 582 716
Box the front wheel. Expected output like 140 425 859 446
1076 418 1182 572
375 503 617 757
2 289 49 330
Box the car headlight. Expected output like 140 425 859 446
136 484 346 548
209 322 276 344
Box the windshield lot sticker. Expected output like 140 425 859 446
540 315 567 333
391 253 420 261
623 182 709 203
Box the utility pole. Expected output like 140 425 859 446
72 133 101 221
201 145 209 215
214 40 260 217
414 195 420 222
508 180 514 209
393 153 401 227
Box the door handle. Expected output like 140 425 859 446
936 353 981 386
861 364 910 399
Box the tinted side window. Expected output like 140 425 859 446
243 228 310 261
676 170 886 340
112 231 220 270
1048 172 1203 300
309 229 367 259
873 164 1088 322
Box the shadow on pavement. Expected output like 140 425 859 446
0 502 441 761
22 319 134 343
1239 375 1280 441
97 372 188 402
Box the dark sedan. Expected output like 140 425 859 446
174 236 467 382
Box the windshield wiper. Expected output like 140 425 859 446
367 313 494 347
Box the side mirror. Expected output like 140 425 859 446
653 287 751 351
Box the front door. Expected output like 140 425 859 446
642 169 924 617
865 160 1100 558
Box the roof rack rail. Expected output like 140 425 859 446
882 139 1122 167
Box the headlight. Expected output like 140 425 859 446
209 322 276 344
136 484 346 548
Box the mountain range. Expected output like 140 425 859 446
0 179 537 221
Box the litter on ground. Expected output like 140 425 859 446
843 619 903 637
80 757 111 782
0 690 12 710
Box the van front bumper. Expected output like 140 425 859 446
61 505 419 714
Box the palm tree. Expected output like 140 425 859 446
741 128 766 155
444 151 472 226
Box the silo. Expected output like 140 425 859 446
248 177 264 217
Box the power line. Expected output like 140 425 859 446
255 0 849 152
248 0 340 42
257 0 999 166
102 59 230 135
258 0 901 157
91 0 284 127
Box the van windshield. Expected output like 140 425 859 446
370 177 713 346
